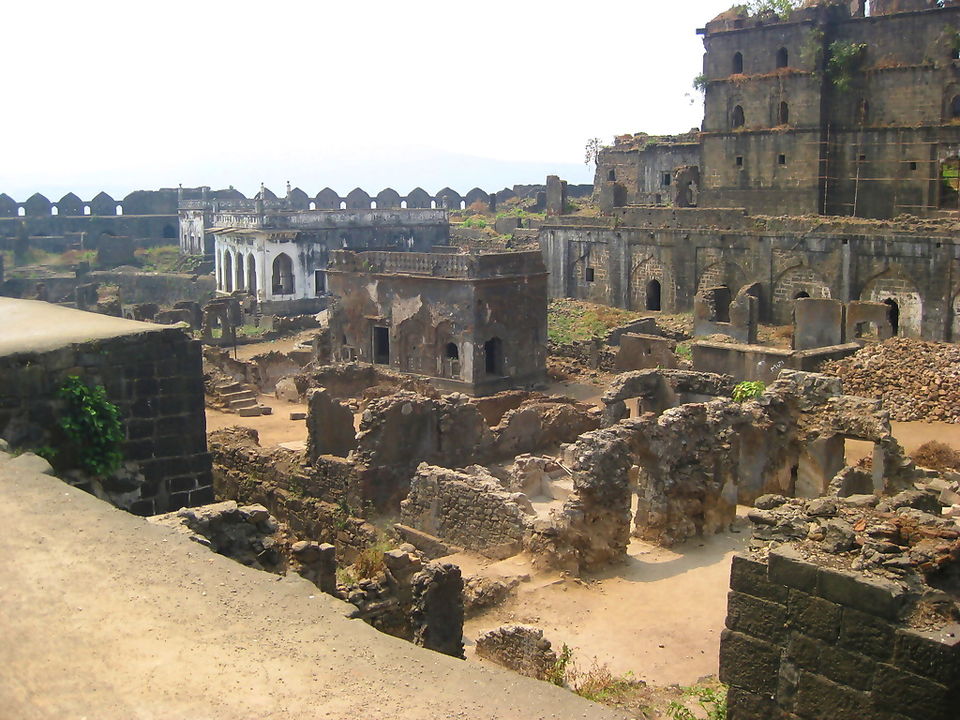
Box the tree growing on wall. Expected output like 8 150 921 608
745 0 802 17
584 138 602 172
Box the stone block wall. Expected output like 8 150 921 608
0 326 211 515
400 465 530 559
720 548 960 720
475 625 558 680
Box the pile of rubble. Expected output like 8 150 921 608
820 338 960 423
745 484 960 625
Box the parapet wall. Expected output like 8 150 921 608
0 310 212 515
721 547 959 720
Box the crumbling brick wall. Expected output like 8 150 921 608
209 427 375 555
401 465 531 559
722 546 959 720
0 323 212 515
475 625 558 681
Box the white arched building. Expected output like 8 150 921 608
210 208 449 314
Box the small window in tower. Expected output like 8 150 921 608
858 154 867 162
735 156 744 167
662 172 672 187
910 161 918 171
778 154 787 166
732 105 745 128
778 101 789 125
776 47 788 68
733 52 743 74
585 267 595 282
608 169 616 181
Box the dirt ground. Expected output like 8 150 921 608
206 394 309 448
460 512 750 689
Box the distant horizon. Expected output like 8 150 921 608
1 0 734 203
0 146 595 203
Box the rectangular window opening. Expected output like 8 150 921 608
373 326 390 365
735 156 744 167
661 172 672 187
778 154 786 166
585 267 595 283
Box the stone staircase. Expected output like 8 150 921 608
215 381 272 417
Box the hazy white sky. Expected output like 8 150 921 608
1 0 734 199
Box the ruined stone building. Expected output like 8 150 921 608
177 182 591 259
203 201 449 316
326 249 547 395
548 0 960 342
598 0 960 219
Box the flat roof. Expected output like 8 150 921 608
0 297 168 357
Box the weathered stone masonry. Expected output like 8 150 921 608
721 546 960 720
0 299 212 515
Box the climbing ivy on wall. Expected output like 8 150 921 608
56 376 124 476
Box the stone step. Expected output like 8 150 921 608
229 398 259 410
216 382 244 393
222 390 256 402
237 406 266 417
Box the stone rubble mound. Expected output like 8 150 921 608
746 483 960 626
820 338 960 423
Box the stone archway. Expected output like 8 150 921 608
772 265 832 324
860 271 922 338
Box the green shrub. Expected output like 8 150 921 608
56 376 124 476
732 380 765 403
668 684 727 720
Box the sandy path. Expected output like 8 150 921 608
205 395 308 447
463 516 749 687
0 458 625 720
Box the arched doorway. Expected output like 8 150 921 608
234 252 244 291
646 279 662 311
794 291 810 299
883 298 900 336
247 254 257 295
272 253 295 295
223 251 233 292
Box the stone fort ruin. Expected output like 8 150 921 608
550 0 960 342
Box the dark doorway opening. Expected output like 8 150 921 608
162 224 177 239
315 269 326 295
794 291 810 299
883 298 900 336
715 286 732 323
445 342 459 360
646 279 662 311
484 337 503 375
733 52 743 74
373 326 390 365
